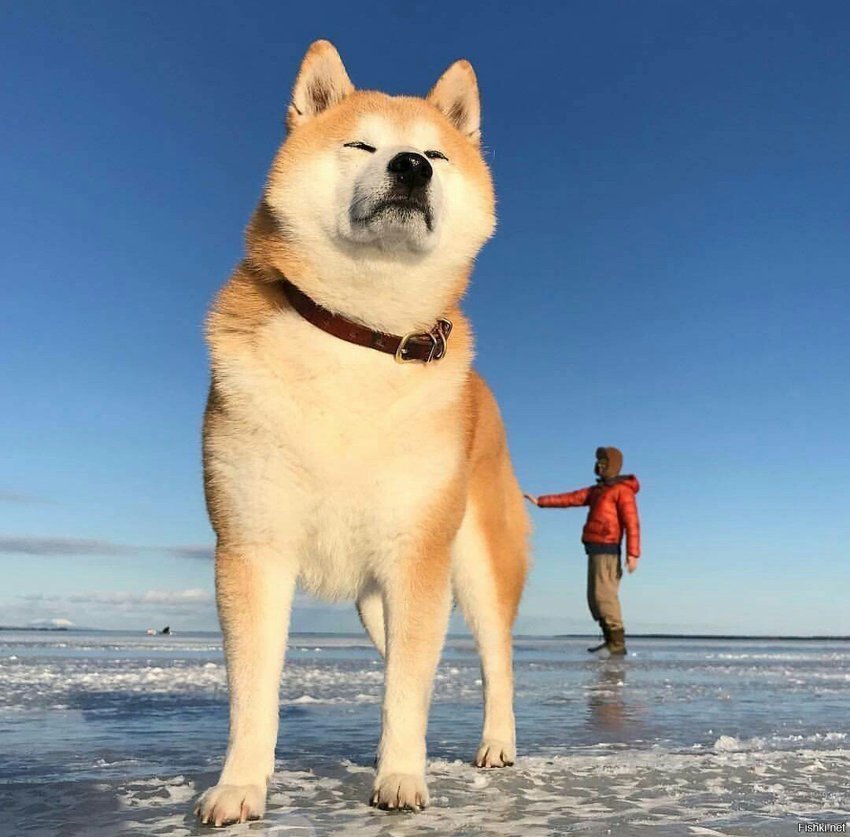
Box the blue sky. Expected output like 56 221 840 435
2 1 848 635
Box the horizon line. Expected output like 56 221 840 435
2 626 849 641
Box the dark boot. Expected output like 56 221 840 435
606 627 627 656
587 624 610 653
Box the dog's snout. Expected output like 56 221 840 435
387 152 433 188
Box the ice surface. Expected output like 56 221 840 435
0 631 847 835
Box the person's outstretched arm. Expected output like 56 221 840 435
526 487 591 508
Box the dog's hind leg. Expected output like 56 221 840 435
195 545 296 827
453 373 529 768
453 496 526 768
356 581 386 658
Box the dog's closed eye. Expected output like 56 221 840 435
344 141 377 153
425 150 448 161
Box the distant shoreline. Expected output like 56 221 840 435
552 633 850 641
1 626 848 641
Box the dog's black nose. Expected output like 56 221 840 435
387 152 433 188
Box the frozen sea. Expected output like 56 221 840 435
0 631 847 836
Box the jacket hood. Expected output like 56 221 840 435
599 474 640 492
618 475 640 493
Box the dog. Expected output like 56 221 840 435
195 40 530 826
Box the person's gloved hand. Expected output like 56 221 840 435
626 554 639 574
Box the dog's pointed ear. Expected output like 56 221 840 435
426 60 481 143
287 40 355 131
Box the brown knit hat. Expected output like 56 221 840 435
595 446 623 479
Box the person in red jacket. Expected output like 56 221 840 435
525 446 640 656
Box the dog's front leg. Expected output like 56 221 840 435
195 546 296 826
371 547 452 810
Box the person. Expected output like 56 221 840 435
524 447 640 656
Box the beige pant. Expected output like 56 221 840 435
586 554 623 631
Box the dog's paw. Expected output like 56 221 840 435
194 783 266 827
473 739 515 768
370 773 429 811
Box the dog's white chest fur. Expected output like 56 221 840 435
211 309 466 600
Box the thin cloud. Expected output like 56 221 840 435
29 617 75 628
0 536 215 559
5 589 215 630
167 545 214 560
67 589 212 606
19 588 213 609
0 491 48 504
0 536 138 556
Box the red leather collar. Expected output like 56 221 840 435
281 278 452 363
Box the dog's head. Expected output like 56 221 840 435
254 41 495 329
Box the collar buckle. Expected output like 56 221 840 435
395 318 453 363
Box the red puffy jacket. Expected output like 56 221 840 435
537 475 641 557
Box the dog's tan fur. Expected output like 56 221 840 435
196 40 529 826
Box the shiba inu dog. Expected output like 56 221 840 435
196 40 529 826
